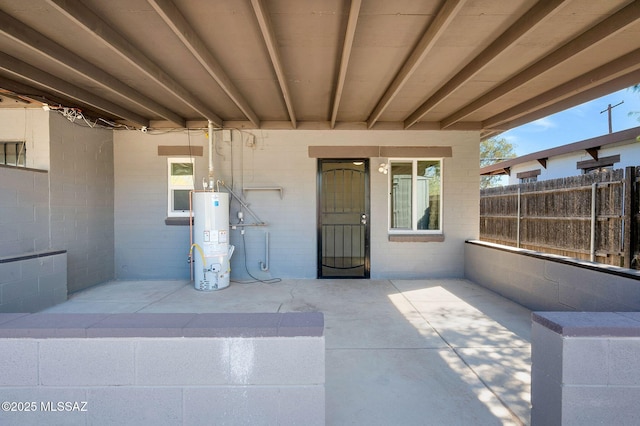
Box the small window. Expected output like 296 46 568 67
0 141 26 167
167 158 194 217
583 165 613 175
516 169 540 184
389 159 442 233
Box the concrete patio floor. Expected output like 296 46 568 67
42 278 532 425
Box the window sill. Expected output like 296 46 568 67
165 217 193 226
388 234 444 243
0 164 47 173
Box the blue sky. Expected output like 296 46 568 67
501 86 640 156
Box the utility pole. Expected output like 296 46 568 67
600 100 624 133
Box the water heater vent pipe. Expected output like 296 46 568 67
208 120 215 191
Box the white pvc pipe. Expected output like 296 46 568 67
260 231 270 271
208 120 215 191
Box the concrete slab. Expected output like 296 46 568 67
326 348 517 425
39 278 532 425
456 347 531 424
41 300 153 313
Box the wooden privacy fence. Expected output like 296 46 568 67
480 167 640 268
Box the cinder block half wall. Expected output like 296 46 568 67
0 251 67 313
0 312 325 426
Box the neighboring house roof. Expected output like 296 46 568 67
480 126 640 176
0 1 639 134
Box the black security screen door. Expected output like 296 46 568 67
317 159 370 278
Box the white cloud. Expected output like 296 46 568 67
529 117 556 130
502 134 519 144
569 105 588 117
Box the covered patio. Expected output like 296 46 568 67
43 278 532 425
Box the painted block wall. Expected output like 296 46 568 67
113 130 206 279
48 114 114 292
0 312 325 425
114 128 480 280
0 110 115 294
0 109 50 170
465 240 640 311
0 252 67 313
0 110 50 258
531 312 640 425
0 168 50 257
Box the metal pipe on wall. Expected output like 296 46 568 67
208 120 215 190
260 231 270 271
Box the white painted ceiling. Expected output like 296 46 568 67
0 0 639 138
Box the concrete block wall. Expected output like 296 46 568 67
0 312 325 426
0 252 67 313
114 131 205 280
0 167 50 257
531 312 640 425
464 240 640 311
48 113 114 292
0 109 114 294
0 109 50 170
114 128 480 280
221 129 480 279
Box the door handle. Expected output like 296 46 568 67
361 213 367 225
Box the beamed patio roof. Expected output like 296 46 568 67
0 0 639 138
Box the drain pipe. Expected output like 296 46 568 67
208 120 215 191
260 231 270 271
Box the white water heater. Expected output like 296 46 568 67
192 192 234 291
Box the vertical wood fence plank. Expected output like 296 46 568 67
480 169 632 268
624 166 633 268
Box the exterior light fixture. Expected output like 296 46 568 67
378 163 388 174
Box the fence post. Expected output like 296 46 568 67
517 187 521 248
590 182 597 262
624 166 634 268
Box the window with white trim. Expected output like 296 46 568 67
389 159 442 233
167 157 194 217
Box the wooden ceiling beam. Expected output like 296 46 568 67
0 9 185 127
486 69 640 134
367 0 467 129
405 0 568 129
441 0 640 129
251 0 297 128
483 48 640 130
330 0 361 129
148 0 260 128
0 52 149 126
46 0 222 127
0 77 70 108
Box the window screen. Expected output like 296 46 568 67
389 159 441 232
167 158 195 217
0 142 26 167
